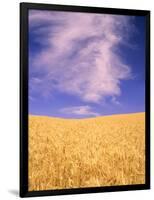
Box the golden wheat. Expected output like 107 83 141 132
28 112 145 191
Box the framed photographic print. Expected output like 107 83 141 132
20 2 150 197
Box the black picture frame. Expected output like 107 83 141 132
20 2 150 198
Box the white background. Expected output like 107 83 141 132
0 0 153 199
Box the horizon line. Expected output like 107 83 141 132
29 111 145 120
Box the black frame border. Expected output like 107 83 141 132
20 2 150 198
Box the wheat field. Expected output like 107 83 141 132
28 112 145 191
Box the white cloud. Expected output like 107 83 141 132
60 106 99 117
29 10 133 103
111 96 121 105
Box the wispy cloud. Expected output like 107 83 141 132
111 96 121 106
59 106 99 117
29 10 133 103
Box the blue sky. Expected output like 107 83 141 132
28 10 145 118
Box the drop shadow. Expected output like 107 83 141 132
8 189 19 197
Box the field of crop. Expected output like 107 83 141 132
28 112 145 191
